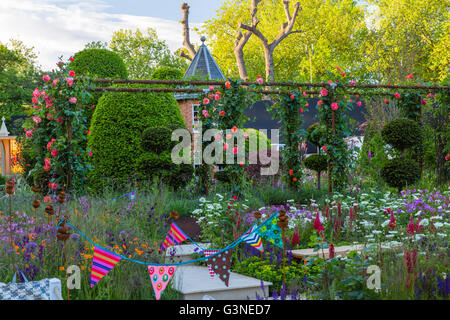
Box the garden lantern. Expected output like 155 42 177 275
0 117 21 175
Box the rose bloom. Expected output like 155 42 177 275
320 88 328 97
331 102 339 110
47 141 52 150
357 101 362 107
214 94 220 101
88 151 93 156
25 130 33 138
69 56 74 62
32 116 42 124
233 147 238 154
43 196 52 203
384 99 389 104
42 74 51 82
66 78 73 87
394 93 401 99
231 126 238 133
52 79 59 86
406 74 413 80
68 70 75 77
219 110 225 116
69 97 77 104
223 143 229 151
51 149 58 157
256 77 263 85
47 113 53 120
225 81 231 89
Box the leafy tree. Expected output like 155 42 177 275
109 28 188 79
200 0 367 82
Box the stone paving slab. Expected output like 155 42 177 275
172 266 272 300
165 243 211 263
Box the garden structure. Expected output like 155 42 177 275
2 50 447 301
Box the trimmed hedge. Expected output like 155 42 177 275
381 118 423 152
380 158 421 191
70 49 128 79
87 84 186 192
69 49 128 125
151 67 184 81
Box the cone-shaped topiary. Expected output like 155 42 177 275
87 84 186 192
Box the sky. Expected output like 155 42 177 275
0 0 223 70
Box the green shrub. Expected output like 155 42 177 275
70 48 128 79
243 128 271 154
141 127 176 154
381 118 423 153
151 67 183 81
304 154 327 173
70 49 128 124
87 84 185 192
380 158 421 191
306 123 326 147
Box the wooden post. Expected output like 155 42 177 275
67 121 72 191
277 210 289 290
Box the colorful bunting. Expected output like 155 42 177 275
126 191 136 201
148 265 177 300
205 249 232 287
241 225 264 252
203 250 220 278
90 246 122 288
161 222 189 250
256 214 284 249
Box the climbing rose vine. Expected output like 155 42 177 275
24 57 93 193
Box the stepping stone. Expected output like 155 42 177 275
172 266 272 300
291 243 402 260
165 243 211 263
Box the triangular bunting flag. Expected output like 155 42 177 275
203 250 220 278
148 265 177 300
90 246 122 288
205 249 232 287
256 213 284 249
161 223 189 250
241 225 264 252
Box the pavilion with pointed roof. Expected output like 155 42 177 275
175 37 226 134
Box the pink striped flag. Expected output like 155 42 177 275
90 246 122 288
161 223 189 250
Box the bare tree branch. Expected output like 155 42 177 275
180 3 196 58
179 50 192 61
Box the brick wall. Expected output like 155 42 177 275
177 99 196 133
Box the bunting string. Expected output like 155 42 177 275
56 210 280 267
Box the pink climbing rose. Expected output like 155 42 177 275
394 93 401 99
42 74 51 82
69 97 77 104
51 149 58 157
331 102 339 111
320 88 328 97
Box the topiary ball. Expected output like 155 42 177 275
380 158 421 191
87 84 186 192
303 154 328 173
69 49 128 125
70 49 128 79
381 118 423 152
306 123 327 147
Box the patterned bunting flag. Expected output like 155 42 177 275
241 225 264 252
90 246 122 288
203 250 220 278
161 223 189 250
256 213 284 249
205 249 232 287
148 265 177 300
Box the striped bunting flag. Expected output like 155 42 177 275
90 246 122 288
161 222 189 250
241 225 264 252
203 250 220 278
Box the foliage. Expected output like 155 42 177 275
23 57 93 193
109 28 188 79
151 66 184 81
306 122 326 147
70 48 128 79
268 91 307 189
381 118 423 153
87 84 185 192
380 158 421 191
